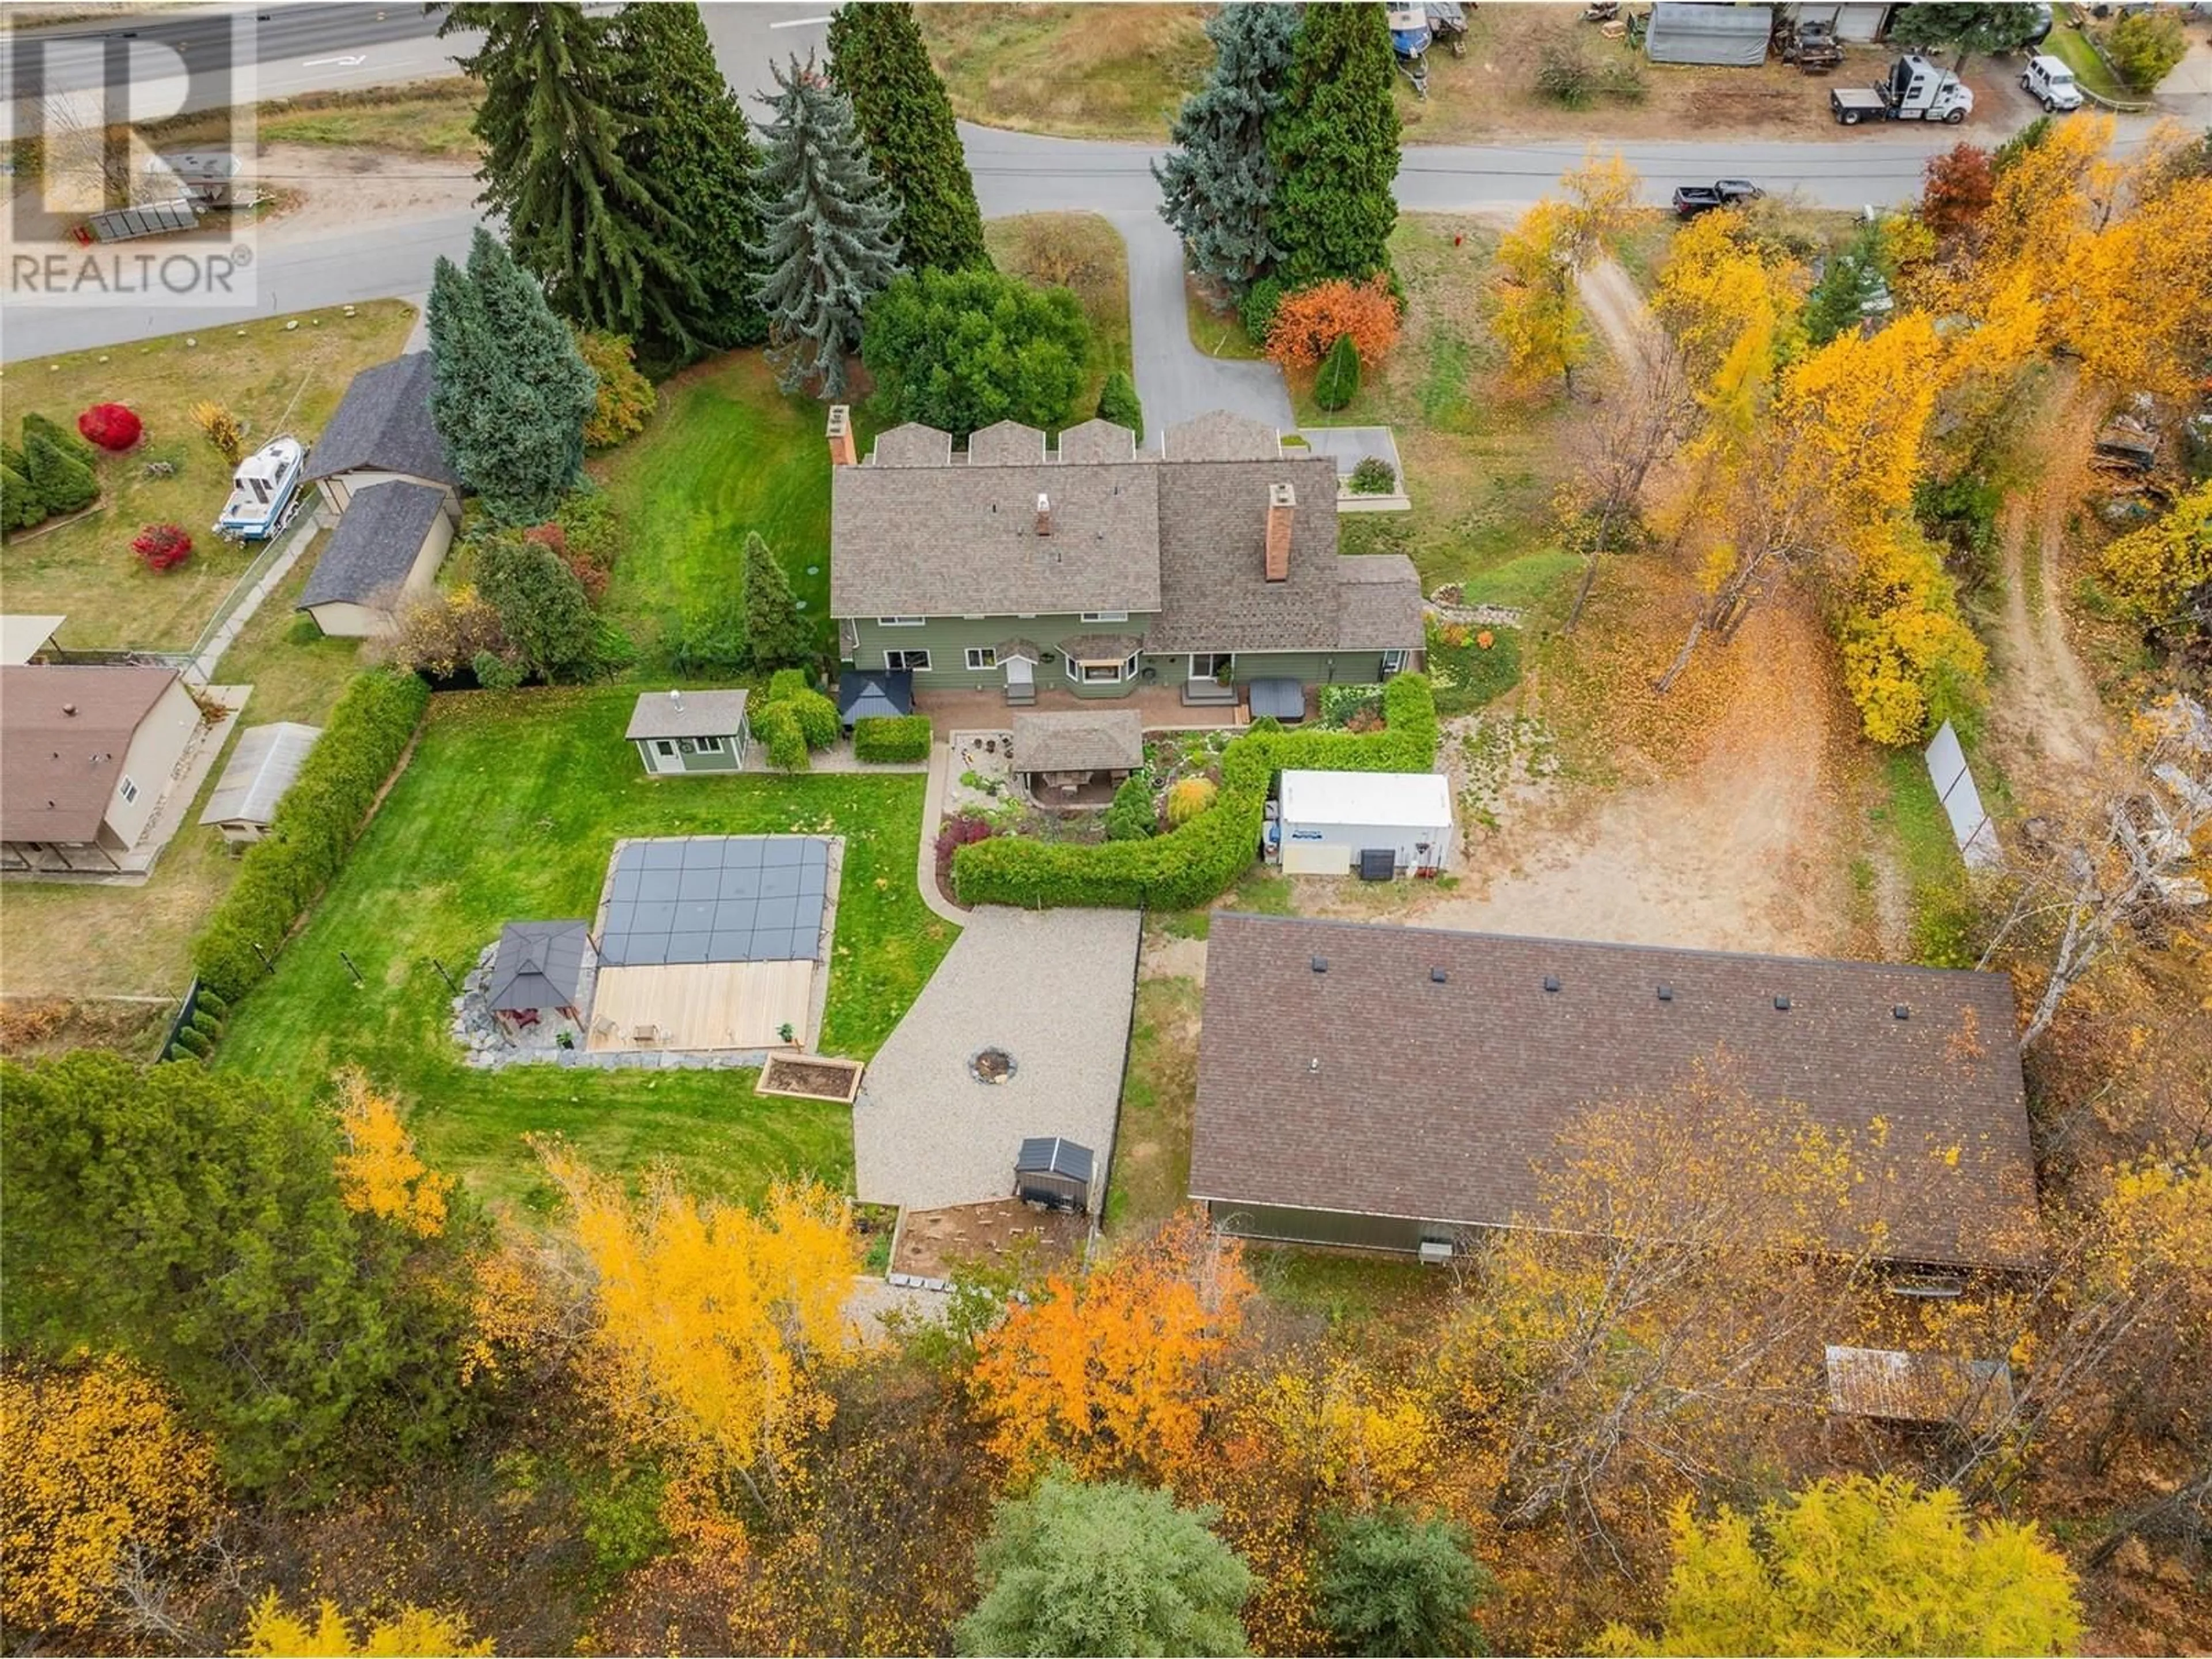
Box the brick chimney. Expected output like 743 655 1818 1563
1036 492 1052 536
1264 482 1296 582
826 404 855 467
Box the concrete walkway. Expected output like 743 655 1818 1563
188 512 320 683
915 741 969 927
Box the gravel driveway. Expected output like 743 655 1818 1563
853 906 1142 1216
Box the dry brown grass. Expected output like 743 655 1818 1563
984 211 1133 419
916 3 1211 140
0 995 174 1059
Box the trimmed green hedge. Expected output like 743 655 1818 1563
853 713 932 763
756 702 809 771
954 674 1438 909
191 669 431 1002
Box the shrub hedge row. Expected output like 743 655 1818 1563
953 674 1438 910
853 714 933 763
191 669 431 1002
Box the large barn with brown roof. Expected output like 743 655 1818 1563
1188 914 2041 1272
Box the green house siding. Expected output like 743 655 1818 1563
842 619 1404 695
1228 650 1403 687
632 736 743 774
1205 1200 1460 1256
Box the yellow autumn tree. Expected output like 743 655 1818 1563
969 1209 1251 1482
238 1590 493 1657
1838 520 1989 745
1493 154 1643 393
1248 1356 1441 1509
534 1139 857 1495
2056 171 2212 397
2100 479 2212 622
1650 207 1806 455
332 1067 452 1238
1 1357 219 1636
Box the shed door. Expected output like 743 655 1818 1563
1281 836 1351 876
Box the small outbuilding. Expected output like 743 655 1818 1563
1014 1136 1096 1214
1825 1344 2014 1433
626 689 751 775
198 721 320 842
1012 708 1144 801
835 667 914 732
1646 1 1775 64
487 920 594 1033
296 479 455 638
304 351 463 521
1272 768 1452 877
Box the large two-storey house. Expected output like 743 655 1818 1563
828 408 1423 710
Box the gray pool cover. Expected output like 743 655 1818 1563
599 837 828 967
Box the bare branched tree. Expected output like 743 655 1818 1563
1560 339 1692 631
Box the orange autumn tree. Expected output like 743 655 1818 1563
535 1139 857 1498
332 1067 452 1238
1266 274 1400 369
969 1210 1251 1482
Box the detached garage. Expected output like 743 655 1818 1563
1271 769 1452 878
1645 2 1775 65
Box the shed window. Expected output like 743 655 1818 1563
679 735 725 755
885 648 932 672
1381 649 1408 676
965 646 998 671
118 775 139 804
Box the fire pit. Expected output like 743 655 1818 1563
969 1046 1017 1085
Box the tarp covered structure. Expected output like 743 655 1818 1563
1646 2 1775 65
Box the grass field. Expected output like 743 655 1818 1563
1104 976 1200 1233
1 301 418 647
2043 22 2138 104
214 684 955 1213
591 352 835 674
1185 270 1267 361
986 213 1134 423
917 3 1211 141
149 78 482 158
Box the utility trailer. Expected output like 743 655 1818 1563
1831 54 1974 124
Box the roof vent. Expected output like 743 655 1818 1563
1430 967 1448 984
62 702 77 717
1774 994 1791 1011
668 688 684 712
1893 1003 1911 1020
1656 983 1673 1002
1543 975 1560 993
1310 955 1328 974
1308 1056 1320 1074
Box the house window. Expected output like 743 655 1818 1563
885 648 932 672
653 739 677 757
965 646 999 671
118 775 139 804
1189 653 1232 680
877 615 924 627
1067 652 1140 684
1080 610 1128 623
1380 649 1408 676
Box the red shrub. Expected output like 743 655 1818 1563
132 522 192 572
78 403 143 452
523 520 607 602
934 813 995 874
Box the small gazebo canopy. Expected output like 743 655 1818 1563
836 668 914 726
487 920 592 1013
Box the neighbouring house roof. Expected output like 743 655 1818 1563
1189 914 2043 1272
832 455 1163 618
0 664 180 842
297 480 448 609
303 351 460 486
0 614 66 665
1825 1345 2016 1431
1013 709 1144 775
967 420 1048 467
625 688 751 741
487 919 592 1011
1335 553 1427 650
835 669 914 725
1017 1135 1095 1183
199 721 321 828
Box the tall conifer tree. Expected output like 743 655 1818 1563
1269 3 1402 289
750 55 903 399
827 3 989 274
1154 3 1300 294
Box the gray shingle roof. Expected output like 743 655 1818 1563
199 721 321 828
303 352 459 486
1148 454 1351 653
488 920 592 1010
967 421 1047 467
1162 411 1282 461
1058 419 1137 464
1336 554 1426 649
626 688 750 741
873 422 955 467
1189 914 2043 1272
1013 709 1144 774
297 480 448 609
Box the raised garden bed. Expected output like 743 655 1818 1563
758 1052 865 1104
890 1198 1089 1285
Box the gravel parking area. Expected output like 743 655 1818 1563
853 906 1142 1215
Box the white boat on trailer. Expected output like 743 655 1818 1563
215 435 308 541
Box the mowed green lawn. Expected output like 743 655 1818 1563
216 684 956 1214
592 351 836 672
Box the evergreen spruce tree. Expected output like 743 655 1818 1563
23 429 97 515
1270 3 1402 289
1154 3 1300 294
428 228 599 525
750 54 904 399
22 411 96 466
827 3 988 274
609 2 769 362
441 2 694 349
742 531 814 671
1 463 46 532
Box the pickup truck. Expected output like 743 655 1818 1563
1671 180 1764 218
1832 54 1974 124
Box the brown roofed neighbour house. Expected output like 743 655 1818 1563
1189 914 2042 1272
1 664 195 847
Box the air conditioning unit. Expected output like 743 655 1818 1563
1417 1239 1455 1266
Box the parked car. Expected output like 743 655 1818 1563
2020 54 2084 110
1671 179 1764 218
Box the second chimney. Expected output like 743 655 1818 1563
1264 482 1296 582
826 404 855 468
1036 492 1052 537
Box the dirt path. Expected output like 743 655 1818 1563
1989 374 2112 784
1577 255 1658 370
